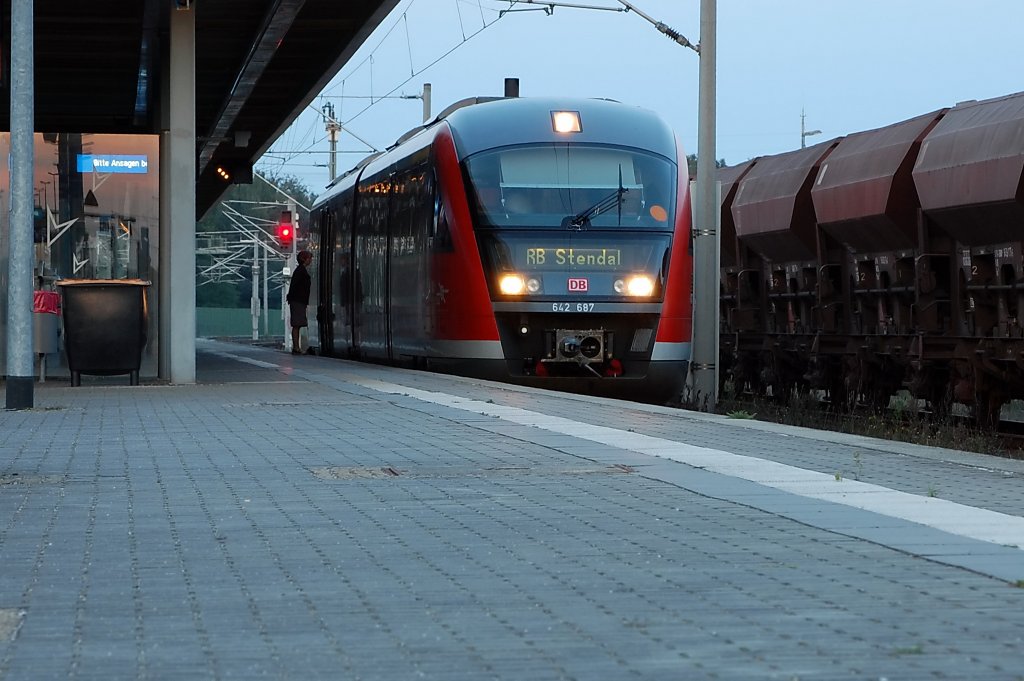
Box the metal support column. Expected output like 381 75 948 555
251 240 260 340
6 0 35 409
262 245 269 336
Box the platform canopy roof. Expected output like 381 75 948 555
0 0 398 217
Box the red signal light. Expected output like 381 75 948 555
277 211 295 249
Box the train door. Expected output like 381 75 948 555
315 208 334 354
332 197 356 356
353 172 391 360
388 161 431 359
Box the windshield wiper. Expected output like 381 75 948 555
562 165 628 230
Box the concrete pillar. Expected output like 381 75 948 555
159 6 197 383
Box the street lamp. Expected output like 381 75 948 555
801 108 821 148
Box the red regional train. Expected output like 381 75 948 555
308 96 693 401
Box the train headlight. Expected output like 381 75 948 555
499 274 526 295
627 275 655 296
500 274 540 295
551 110 582 133
614 275 655 297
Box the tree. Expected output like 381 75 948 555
196 171 317 308
196 281 243 308
686 154 728 180
197 171 316 234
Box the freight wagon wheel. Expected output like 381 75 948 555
969 359 1005 430
825 372 855 412
861 355 904 414
923 372 953 422
973 390 1004 430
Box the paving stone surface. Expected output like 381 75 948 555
0 339 1022 680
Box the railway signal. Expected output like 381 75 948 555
276 210 295 249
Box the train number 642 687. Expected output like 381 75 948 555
552 302 596 313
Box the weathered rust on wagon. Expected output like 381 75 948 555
732 139 839 264
913 92 1024 247
719 90 1024 426
813 110 945 253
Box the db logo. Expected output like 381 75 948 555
567 278 589 292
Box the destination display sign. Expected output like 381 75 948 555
77 154 150 174
524 247 623 268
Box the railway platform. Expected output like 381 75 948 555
2 338 1024 680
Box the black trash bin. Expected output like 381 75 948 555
56 279 151 386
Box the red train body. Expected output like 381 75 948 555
309 97 693 401
719 90 1024 424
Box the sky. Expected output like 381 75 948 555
260 0 1024 198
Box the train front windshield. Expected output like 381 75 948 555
464 144 676 230
465 144 678 301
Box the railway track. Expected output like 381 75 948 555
716 393 1024 459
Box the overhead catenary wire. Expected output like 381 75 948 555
616 0 697 53
307 103 380 152
334 13 505 128
403 14 414 77
264 0 509 176
454 0 467 39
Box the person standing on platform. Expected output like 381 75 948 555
287 250 313 355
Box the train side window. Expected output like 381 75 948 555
431 169 453 252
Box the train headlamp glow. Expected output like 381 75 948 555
551 110 582 133
614 275 655 297
499 274 527 295
499 274 541 295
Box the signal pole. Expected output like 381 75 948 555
282 201 297 352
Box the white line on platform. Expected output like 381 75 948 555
353 378 1024 551
203 344 1024 552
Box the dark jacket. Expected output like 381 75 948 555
287 263 311 306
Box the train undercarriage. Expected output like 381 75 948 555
721 331 1024 428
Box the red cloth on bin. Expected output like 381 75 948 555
33 291 60 315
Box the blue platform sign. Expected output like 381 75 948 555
77 154 149 174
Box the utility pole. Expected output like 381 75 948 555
800 108 821 148
295 85 431 178
323 102 340 181
690 0 719 410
